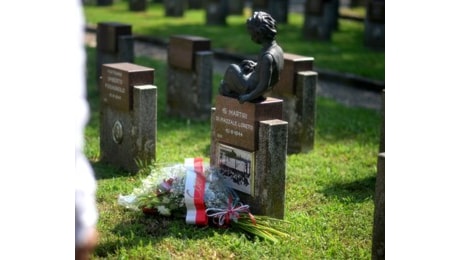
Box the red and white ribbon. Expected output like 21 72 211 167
184 158 208 225
206 199 256 227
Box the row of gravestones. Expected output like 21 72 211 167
95 21 385 252
87 0 384 50
96 21 318 219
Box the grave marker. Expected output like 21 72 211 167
269 53 317 154
210 95 287 219
205 0 229 25
96 22 134 86
302 0 338 41
100 62 157 173
167 35 213 121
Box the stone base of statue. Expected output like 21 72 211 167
210 95 287 219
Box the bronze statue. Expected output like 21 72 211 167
219 11 284 104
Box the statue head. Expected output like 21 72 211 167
246 11 277 44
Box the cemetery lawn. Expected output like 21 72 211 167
84 46 381 259
83 2 385 81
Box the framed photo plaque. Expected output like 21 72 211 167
217 143 255 196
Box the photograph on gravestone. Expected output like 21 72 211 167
217 143 255 196
219 11 284 104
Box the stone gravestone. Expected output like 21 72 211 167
210 95 288 219
364 0 385 50
96 22 134 88
302 0 338 41
205 0 229 25
165 0 186 17
167 35 213 121
252 0 288 24
129 0 148 12
99 62 157 173
268 53 317 154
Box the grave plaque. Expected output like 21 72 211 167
101 63 154 112
274 53 314 95
97 22 132 53
168 35 211 71
213 95 283 151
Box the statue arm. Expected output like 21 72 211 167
238 54 273 103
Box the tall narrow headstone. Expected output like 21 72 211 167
269 53 317 154
96 22 134 88
167 35 213 121
364 0 385 50
99 62 157 173
210 95 288 219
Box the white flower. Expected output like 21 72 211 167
157 205 171 216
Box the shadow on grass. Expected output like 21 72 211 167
94 213 244 258
321 175 376 203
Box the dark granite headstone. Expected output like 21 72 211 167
210 99 288 219
213 95 283 152
97 22 132 53
100 62 157 173
168 35 211 70
303 0 337 41
101 63 154 112
167 35 213 121
96 22 134 85
205 0 229 25
273 53 314 94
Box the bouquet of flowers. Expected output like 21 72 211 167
118 158 290 243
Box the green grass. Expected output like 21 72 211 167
84 40 381 258
83 1 385 81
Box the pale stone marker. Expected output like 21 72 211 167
167 35 213 121
269 53 317 154
210 95 287 219
99 62 157 173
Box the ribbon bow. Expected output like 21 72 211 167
206 199 256 227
